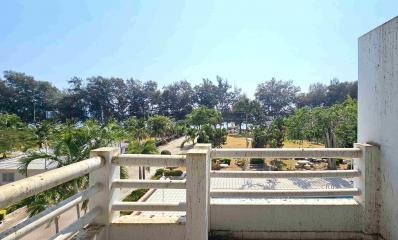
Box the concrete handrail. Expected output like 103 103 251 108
112 179 186 189
210 188 361 198
210 170 361 178
0 184 102 240
211 148 362 158
112 154 186 166
0 156 103 208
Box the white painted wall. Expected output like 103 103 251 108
358 16 398 240
210 200 362 233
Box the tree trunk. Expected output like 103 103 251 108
54 216 60 234
325 129 337 170
142 166 146 179
73 180 81 218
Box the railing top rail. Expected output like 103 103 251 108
210 170 361 178
0 156 103 208
112 154 186 166
211 148 362 159
0 184 101 240
210 188 361 197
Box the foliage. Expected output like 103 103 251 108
154 168 183 177
0 209 6 222
123 117 148 141
187 107 222 128
232 95 264 132
236 159 246 167
267 118 285 148
251 118 285 148
252 127 268 148
57 77 87 122
159 80 194 120
270 159 287 171
147 115 173 139
160 150 171 155
196 124 227 148
218 158 231 165
0 71 60 122
1 71 358 126
297 79 357 108
0 114 36 158
120 188 149 215
250 158 264 165
285 97 357 148
18 120 120 217
123 189 149 202
255 78 300 118
127 140 158 155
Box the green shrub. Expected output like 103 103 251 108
160 150 171 155
0 209 6 222
120 189 149 215
219 158 231 165
154 168 183 177
236 159 246 167
212 160 221 170
250 158 264 165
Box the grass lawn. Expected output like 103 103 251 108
222 135 325 149
283 140 324 148
222 135 250 148
219 135 326 171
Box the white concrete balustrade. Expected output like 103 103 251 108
0 144 380 240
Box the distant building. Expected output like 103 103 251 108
0 157 56 185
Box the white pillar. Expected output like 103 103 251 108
358 16 398 240
353 143 380 235
185 144 211 240
89 147 120 240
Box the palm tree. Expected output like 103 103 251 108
18 120 118 232
127 140 158 179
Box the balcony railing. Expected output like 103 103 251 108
0 143 379 240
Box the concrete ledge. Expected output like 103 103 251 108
210 230 380 240
112 215 186 224
110 215 185 240
211 198 360 205
211 199 363 232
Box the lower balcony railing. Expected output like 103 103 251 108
0 143 379 240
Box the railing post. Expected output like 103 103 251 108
186 144 211 240
89 147 120 240
353 143 380 235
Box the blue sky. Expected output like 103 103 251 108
0 1 397 96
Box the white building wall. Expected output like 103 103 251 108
358 16 398 240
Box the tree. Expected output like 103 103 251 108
296 82 328 108
267 118 285 148
196 124 227 148
232 95 265 132
57 77 87 122
0 114 36 158
285 98 358 169
127 140 158 179
325 78 357 106
194 78 218 108
252 127 268 148
18 120 120 226
126 79 159 119
214 76 241 114
159 81 194 120
2 71 60 123
255 78 300 119
187 107 222 129
85 76 127 123
147 115 172 140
